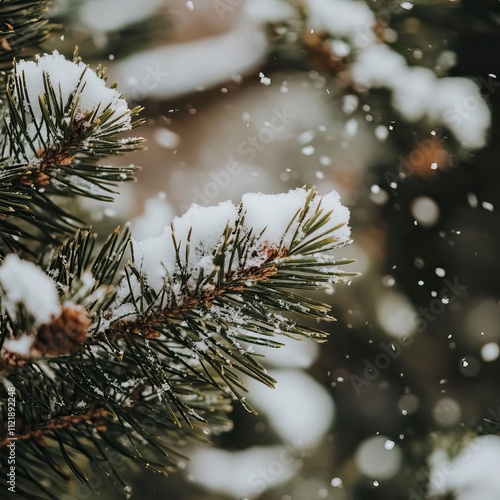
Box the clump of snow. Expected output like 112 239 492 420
130 235 171 297
0 254 61 326
351 44 407 89
245 0 296 23
130 201 239 295
242 189 308 246
351 45 491 149
392 66 437 122
78 0 164 32
3 335 34 356
188 445 299 498
429 435 500 500
116 189 350 319
170 201 239 264
131 196 176 240
427 77 491 149
111 19 267 100
14 51 131 131
246 369 335 447
305 0 376 43
242 188 350 249
259 72 271 86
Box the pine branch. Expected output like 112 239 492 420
0 51 144 256
0 188 356 498
0 1 56 75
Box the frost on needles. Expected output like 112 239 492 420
0 47 356 499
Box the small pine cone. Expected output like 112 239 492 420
35 305 91 356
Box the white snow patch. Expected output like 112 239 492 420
245 0 296 23
0 254 61 326
427 77 491 149
112 20 267 100
3 335 34 356
242 188 350 249
14 51 131 131
429 435 500 500
352 44 407 89
131 201 238 294
78 0 165 32
352 46 491 149
259 72 271 86
246 369 335 447
118 189 350 318
391 66 436 122
131 196 176 240
188 445 299 498
305 0 376 42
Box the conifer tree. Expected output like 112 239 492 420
0 2 355 498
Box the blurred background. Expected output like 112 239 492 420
45 0 500 498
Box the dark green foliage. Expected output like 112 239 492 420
0 3 357 499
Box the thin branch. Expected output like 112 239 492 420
0 405 108 447
100 248 285 343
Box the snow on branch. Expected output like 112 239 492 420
2 50 143 175
0 254 61 326
0 254 91 369
0 52 144 254
15 51 131 130
0 188 355 461
106 188 352 325
87 188 356 407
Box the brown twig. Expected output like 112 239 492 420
0 406 108 447
100 246 286 342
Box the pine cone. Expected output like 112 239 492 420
34 305 91 356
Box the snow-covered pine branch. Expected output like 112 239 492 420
0 51 143 254
0 188 356 495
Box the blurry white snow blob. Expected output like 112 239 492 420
246 369 335 448
355 435 402 479
429 435 500 500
